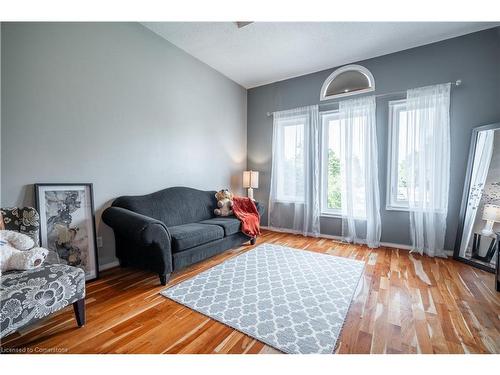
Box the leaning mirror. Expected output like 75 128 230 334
455 122 500 277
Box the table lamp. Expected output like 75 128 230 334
243 170 259 200
481 204 500 236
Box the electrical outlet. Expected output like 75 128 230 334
96 236 103 248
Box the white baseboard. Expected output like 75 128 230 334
261 226 439 252
96 230 454 272
261 225 343 240
99 260 119 271
380 242 413 250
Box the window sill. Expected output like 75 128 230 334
321 213 367 221
273 199 305 205
321 212 342 218
386 206 447 215
385 205 409 212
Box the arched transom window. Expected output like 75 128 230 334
320 64 375 101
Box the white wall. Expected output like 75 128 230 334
1 22 247 266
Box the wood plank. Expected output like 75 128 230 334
1 229 498 354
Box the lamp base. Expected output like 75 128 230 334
481 220 495 237
247 188 254 200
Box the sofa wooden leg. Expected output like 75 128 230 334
159 274 170 286
250 237 256 245
119 258 128 267
73 299 85 327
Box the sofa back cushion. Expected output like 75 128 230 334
112 187 217 227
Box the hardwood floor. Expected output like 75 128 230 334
2 230 499 354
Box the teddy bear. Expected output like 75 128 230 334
0 230 49 274
214 189 234 217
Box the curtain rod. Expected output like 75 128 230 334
266 79 462 117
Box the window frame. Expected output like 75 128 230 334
274 114 307 204
320 110 342 217
386 99 410 211
320 64 375 101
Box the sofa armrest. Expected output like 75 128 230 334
102 206 171 247
102 206 172 283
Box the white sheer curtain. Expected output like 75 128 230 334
406 83 451 257
338 96 381 248
268 105 320 236
459 129 494 257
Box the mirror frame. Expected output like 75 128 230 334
453 121 500 273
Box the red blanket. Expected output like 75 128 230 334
232 196 261 237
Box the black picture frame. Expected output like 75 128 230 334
495 234 500 292
496 234 500 291
453 122 500 274
34 183 99 281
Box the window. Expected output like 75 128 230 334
321 109 372 219
388 100 409 209
388 98 444 211
320 64 375 101
320 111 342 215
275 115 306 202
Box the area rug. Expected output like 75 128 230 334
161 243 364 354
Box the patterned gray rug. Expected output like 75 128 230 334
161 243 364 354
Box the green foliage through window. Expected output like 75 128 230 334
327 149 342 209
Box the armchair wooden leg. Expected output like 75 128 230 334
73 299 85 327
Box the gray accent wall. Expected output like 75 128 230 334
1 22 247 266
247 27 500 250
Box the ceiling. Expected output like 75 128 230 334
142 22 499 89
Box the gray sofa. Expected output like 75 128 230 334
0 207 86 339
102 187 264 285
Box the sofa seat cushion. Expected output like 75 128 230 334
168 223 224 253
198 217 241 236
0 263 85 339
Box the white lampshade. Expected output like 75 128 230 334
482 204 500 222
243 170 259 189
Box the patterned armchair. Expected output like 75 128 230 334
0 207 86 339
1 207 40 245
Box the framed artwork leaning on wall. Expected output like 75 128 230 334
34 183 99 281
